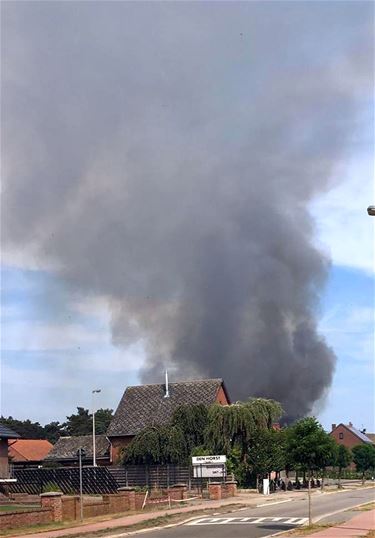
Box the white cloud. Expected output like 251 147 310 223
1 319 109 351
310 154 374 274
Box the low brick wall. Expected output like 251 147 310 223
135 491 147 510
0 508 52 530
62 496 79 520
209 481 237 500
1 485 193 529
62 490 136 520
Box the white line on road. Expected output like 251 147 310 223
186 516 307 526
256 498 293 507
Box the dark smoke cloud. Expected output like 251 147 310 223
2 2 373 417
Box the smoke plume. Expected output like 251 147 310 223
2 2 373 417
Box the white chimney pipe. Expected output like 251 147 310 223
164 370 169 398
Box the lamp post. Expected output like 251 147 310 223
367 206 375 216
77 447 86 521
92 389 101 467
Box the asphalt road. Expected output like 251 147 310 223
137 487 375 538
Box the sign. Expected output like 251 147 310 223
193 465 225 478
192 455 226 465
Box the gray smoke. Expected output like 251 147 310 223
2 2 373 418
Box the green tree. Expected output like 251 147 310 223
64 407 92 436
352 444 375 485
335 444 352 488
0 416 45 439
247 428 286 487
94 409 113 434
287 417 336 479
43 421 65 444
123 425 187 464
205 398 283 460
171 404 208 455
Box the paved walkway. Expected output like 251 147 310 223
296 510 375 537
9 492 298 538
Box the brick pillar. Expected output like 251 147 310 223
40 492 63 522
225 481 238 497
168 484 188 500
118 487 136 511
208 482 222 501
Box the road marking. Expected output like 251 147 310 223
186 516 308 526
256 498 293 507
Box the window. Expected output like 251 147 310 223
339 432 344 439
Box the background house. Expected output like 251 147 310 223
107 378 230 464
44 435 111 466
330 422 374 450
8 439 53 469
0 423 20 478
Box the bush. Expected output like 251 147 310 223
42 481 62 493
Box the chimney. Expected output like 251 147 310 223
331 424 336 431
164 370 170 398
349 422 353 427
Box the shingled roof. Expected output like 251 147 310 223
107 378 229 437
9 439 53 462
45 435 110 461
0 423 21 439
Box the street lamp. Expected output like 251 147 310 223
367 206 375 216
92 389 101 467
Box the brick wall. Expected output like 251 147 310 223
0 508 52 530
209 482 237 500
216 386 229 405
110 436 133 464
135 491 147 510
62 496 78 520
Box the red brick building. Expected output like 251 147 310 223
330 422 374 450
107 378 230 464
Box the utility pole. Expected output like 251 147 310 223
92 389 101 467
77 447 86 521
308 472 312 526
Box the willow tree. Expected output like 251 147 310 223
123 425 188 464
205 398 283 459
171 404 208 455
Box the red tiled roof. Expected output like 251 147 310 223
8 439 53 462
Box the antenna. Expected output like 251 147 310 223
164 370 169 398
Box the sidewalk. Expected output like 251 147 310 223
8 492 295 538
295 509 375 537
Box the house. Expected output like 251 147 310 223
107 378 230 464
8 439 53 469
0 423 20 478
44 435 111 466
330 422 374 449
